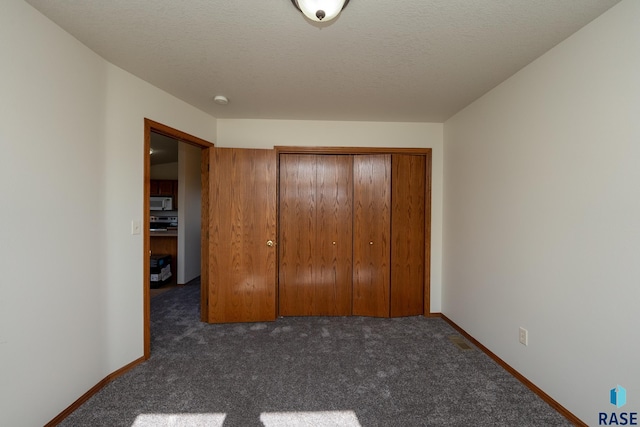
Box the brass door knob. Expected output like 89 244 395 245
267 240 275 247
369 241 374 245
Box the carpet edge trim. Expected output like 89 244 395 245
435 313 587 427
44 356 146 427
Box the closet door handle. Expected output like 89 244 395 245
369 241 374 245
266 240 275 247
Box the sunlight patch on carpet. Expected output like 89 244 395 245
130 411 360 426
260 410 361 426
131 413 226 426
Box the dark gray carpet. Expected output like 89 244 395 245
60 280 572 426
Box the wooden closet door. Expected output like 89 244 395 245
208 148 277 323
390 154 426 317
279 155 353 316
352 155 391 317
279 154 316 316
316 155 353 315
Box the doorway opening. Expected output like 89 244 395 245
144 119 213 359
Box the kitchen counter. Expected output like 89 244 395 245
150 230 178 237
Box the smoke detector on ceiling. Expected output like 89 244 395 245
213 95 229 105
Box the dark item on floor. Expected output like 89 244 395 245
150 254 172 288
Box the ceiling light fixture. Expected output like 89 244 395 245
291 0 350 22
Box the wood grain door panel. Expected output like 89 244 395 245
352 155 391 317
278 155 316 316
390 154 426 317
315 155 353 315
208 148 277 323
279 154 353 316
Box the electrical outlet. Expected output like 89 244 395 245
131 220 141 235
519 327 528 346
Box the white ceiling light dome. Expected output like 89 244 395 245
291 0 350 23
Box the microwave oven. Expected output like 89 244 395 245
150 196 173 211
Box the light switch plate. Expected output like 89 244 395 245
131 220 141 235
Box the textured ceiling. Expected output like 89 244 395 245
25 0 620 122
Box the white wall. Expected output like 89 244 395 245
0 1 107 425
178 143 202 283
443 0 640 423
103 63 215 372
0 1 216 425
217 119 444 312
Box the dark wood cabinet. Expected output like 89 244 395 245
157 180 174 196
150 179 178 208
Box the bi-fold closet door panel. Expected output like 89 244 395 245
278 154 315 315
316 155 353 314
390 154 426 317
352 155 392 317
279 154 353 316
